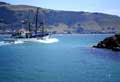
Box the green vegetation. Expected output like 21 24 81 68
0 2 120 34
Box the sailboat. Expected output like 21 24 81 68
4 8 58 43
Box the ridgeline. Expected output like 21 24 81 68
0 2 120 34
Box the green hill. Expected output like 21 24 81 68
0 2 120 34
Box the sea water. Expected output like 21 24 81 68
0 34 120 82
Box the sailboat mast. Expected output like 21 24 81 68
28 10 33 32
28 22 31 31
41 22 44 36
35 8 39 34
41 10 46 36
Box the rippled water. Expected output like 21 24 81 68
0 34 120 82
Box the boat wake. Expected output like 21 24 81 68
0 38 59 46
16 38 59 44
0 40 24 46
32 38 59 44
0 41 10 46
14 40 24 44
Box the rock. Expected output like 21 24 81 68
93 34 120 51
112 47 120 51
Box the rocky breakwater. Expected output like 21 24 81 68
93 34 120 51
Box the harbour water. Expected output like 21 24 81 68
0 34 120 82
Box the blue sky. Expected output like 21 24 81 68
1 0 120 16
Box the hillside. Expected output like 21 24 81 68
0 2 120 34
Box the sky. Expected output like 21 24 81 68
1 0 120 16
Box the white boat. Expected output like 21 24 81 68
1 8 58 45
7 7 58 44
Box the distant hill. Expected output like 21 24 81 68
0 2 120 34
